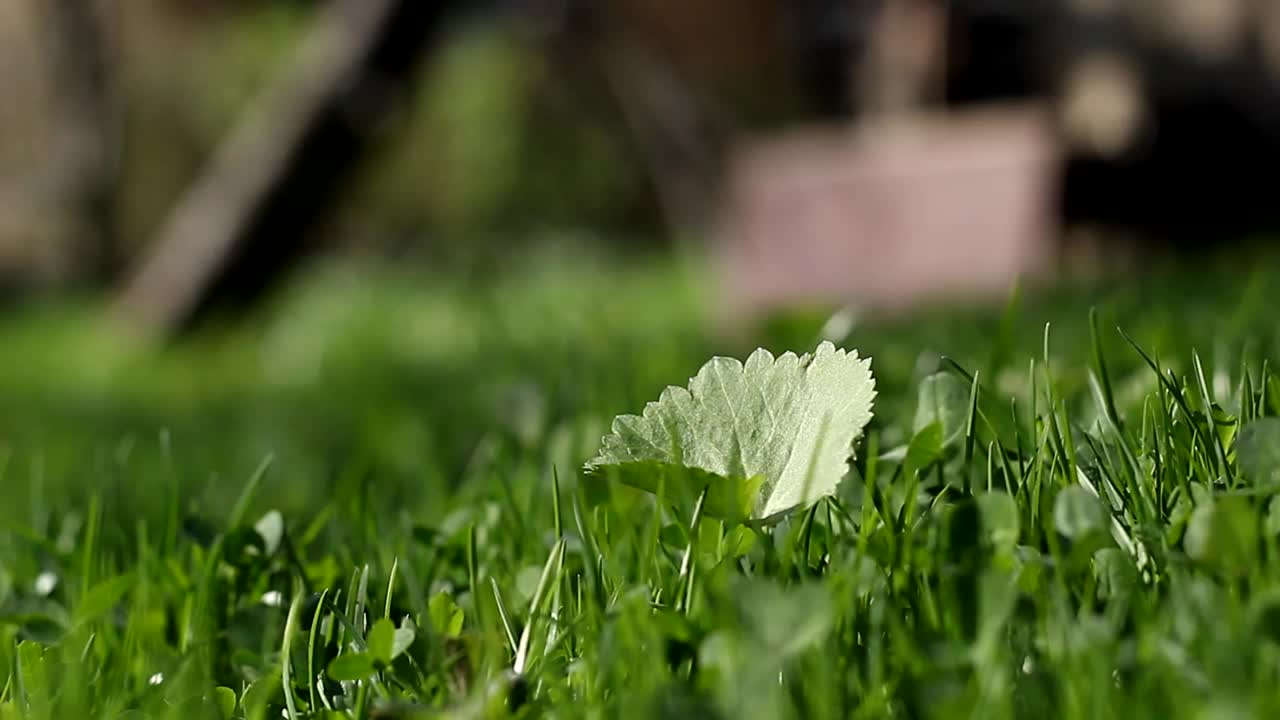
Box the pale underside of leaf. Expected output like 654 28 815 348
587 342 876 522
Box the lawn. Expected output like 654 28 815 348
3 246 1280 719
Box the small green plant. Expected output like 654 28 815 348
586 342 876 523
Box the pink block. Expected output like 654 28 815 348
718 105 1061 316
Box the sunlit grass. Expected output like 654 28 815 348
3 249 1280 718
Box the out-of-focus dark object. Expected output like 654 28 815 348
47 0 117 280
570 0 1280 259
117 0 448 335
0 0 115 291
718 0 1280 315
943 0 1280 244
783 0 1280 247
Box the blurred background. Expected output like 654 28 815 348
6 0 1280 321
3 0 1280 514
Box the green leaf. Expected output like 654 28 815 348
1266 497 1280 537
1185 497 1258 577
734 579 832 659
1092 548 1137 602
913 372 969 447
392 620 416 661
327 652 376 681
213 687 238 720
74 573 134 627
904 422 943 475
658 523 687 550
1053 485 1107 540
367 618 396 666
429 591 464 639
17 642 50 706
590 463 764 527
254 511 285 556
722 525 757 559
1236 418 1280 484
241 677 281 717
977 492 1020 551
586 342 875 522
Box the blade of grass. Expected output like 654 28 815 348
282 586 304 720
383 558 398 619
229 454 275 528
513 539 565 676
1192 350 1233 483
678 487 709 612
491 578 519 659
307 588 329 712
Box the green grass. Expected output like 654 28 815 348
4 248 1280 719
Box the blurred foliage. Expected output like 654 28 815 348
4 245 1280 717
2 243 1278 529
115 1 311 249
110 4 651 260
350 24 652 261
0 245 711 527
